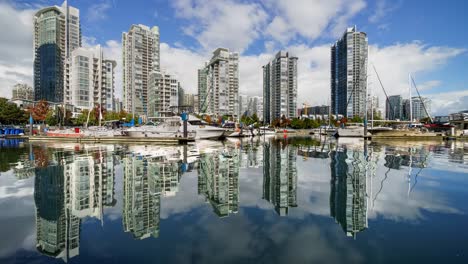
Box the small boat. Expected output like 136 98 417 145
334 126 370 138
227 127 257 137
47 128 84 138
186 115 226 140
258 126 276 135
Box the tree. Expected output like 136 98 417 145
45 110 57 126
350 116 363 123
30 100 49 123
251 113 259 124
290 118 304 129
271 118 281 128
105 111 120 121
74 110 88 126
0 98 27 124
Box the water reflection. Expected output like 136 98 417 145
263 139 298 216
1 137 467 263
33 146 116 261
198 145 240 218
123 147 187 239
329 145 369 238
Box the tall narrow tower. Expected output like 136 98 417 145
33 1 81 103
122 24 160 116
331 26 368 118
263 51 298 124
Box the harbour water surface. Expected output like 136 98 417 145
0 137 467 264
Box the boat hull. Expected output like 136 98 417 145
126 131 179 138
335 127 367 138
196 129 225 140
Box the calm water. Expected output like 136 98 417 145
1 137 468 264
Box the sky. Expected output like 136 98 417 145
0 0 467 115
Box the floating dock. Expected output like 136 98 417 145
25 136 195 145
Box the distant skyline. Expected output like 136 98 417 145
1 0 467 115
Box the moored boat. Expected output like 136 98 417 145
186 115 226 140
125 117 194 138
334 126 370 138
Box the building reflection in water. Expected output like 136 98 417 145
198 147 240 218
382 146 429 197
329 144 369 238
263 139 298 216
34 147 116 262
123 147 186 239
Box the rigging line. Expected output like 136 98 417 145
410 75 433 123
372 64 395 119
373 166 390 208
409 167 423 194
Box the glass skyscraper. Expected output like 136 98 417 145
33 1 81 103
331 26 368 118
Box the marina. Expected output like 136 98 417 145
1 136 467 263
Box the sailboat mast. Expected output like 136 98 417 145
409 74 413 123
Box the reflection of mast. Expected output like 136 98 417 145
407 147 413 197
373 167 389 210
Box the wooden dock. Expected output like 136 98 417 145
25 135 195 145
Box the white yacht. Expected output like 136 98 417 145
125 118 191 138
186 115 226 140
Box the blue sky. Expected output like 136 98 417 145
1 0 467 114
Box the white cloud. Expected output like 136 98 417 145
86 0 112 22
0 2 35 98
430 91 468 115
369 0 402 23
369 43 465 113
172 0 268 53
160 43 207 94
265 0 367 43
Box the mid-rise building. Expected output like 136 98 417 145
263 51 298 124
33 1 81 103
12 83 34 101
386 95 403 120
239 95 264 119
122 24 160 116
301 105 330 116
331 26 368 118
198 48 239 116
66 45 116 111
238 94 249 116
400 97 431 121
193 95 199 113
114 98 123 113
183 93 195 107
182 93 196 112
148 71 180 117
411 97 431 121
